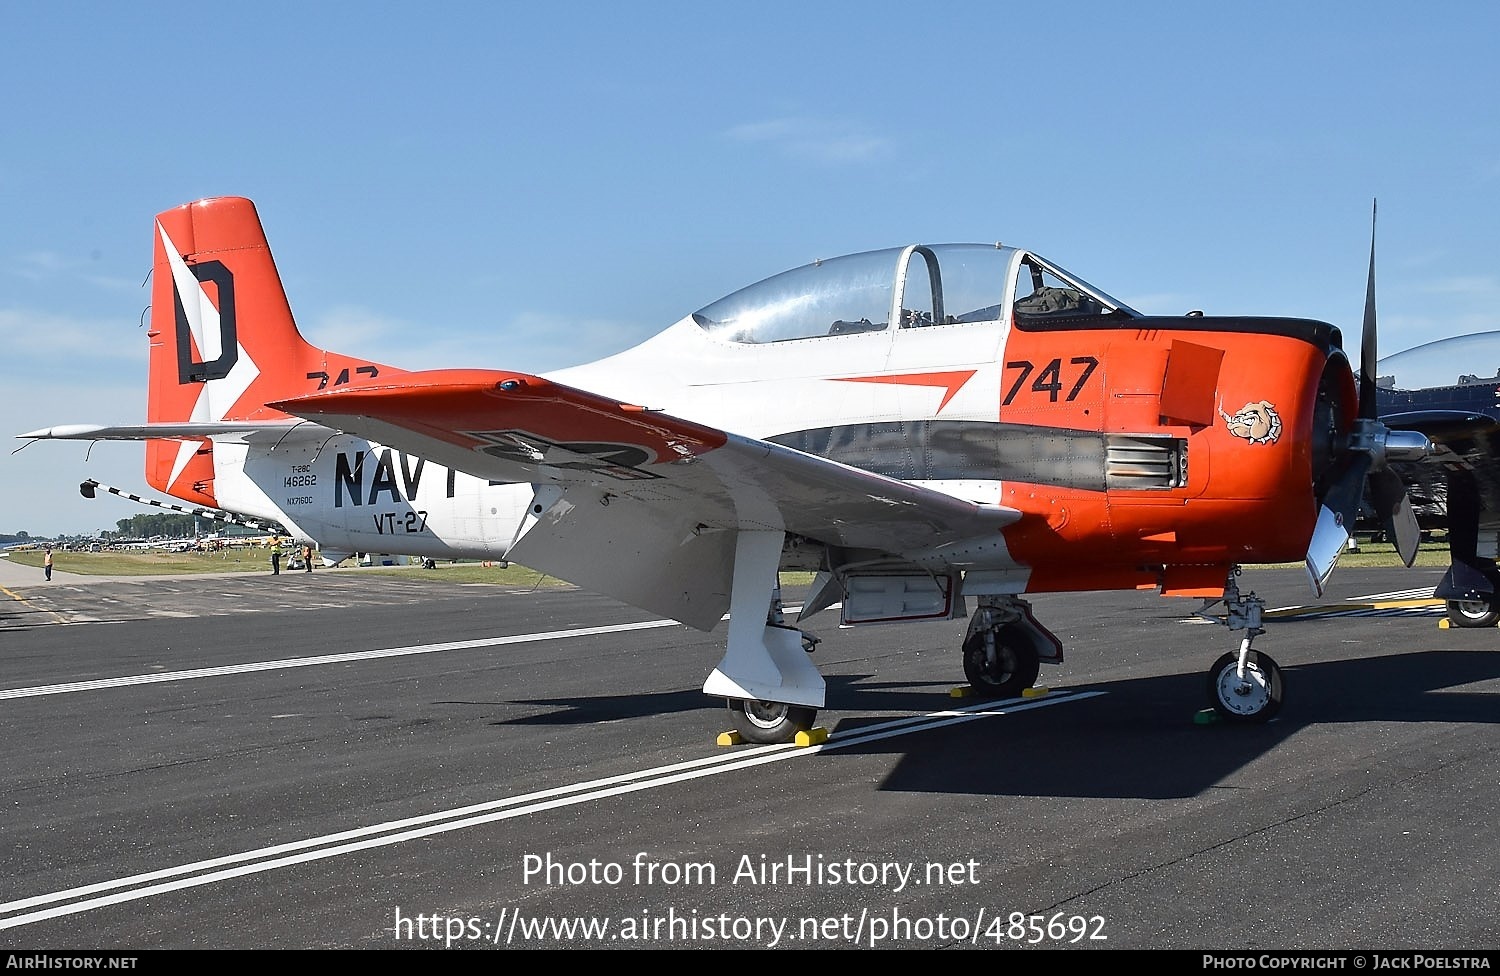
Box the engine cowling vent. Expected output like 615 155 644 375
1105 434 1186 490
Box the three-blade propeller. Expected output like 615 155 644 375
1304 202 1432 595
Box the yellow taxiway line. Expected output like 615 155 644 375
0 585 68 625
1263 597 1444 620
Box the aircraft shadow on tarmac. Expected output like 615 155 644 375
478 674 972 730
473 687 721 727
485 648 1500 800
856 648 1500 799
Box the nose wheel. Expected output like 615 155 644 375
1206 650 1284 722
1198 572 1284 723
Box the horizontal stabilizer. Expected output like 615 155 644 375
75 479 285 532
18 420 330 442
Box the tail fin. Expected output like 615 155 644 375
145 196 398 502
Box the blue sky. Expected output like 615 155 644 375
4 1 1499 535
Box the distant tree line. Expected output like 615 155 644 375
4 515 233 544
113 513 226 538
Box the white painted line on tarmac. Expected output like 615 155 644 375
0 689 1102 930
0 619 684 700
0 605 821 701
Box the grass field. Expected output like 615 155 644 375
3 548 568 587
1257 537 1450 570
5 535 1451 584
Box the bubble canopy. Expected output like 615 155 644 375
690 243 1133 344
1377 331 1500 391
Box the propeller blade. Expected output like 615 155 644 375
1308 202 1432 592
1305 453 1372 596
1306 505 1351 597
1367 466 1420 567
1358 199 1379 419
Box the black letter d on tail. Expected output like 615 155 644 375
175 259 239 383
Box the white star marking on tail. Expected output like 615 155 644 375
157 223 261 490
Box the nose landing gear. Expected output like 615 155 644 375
1198 571 1284 723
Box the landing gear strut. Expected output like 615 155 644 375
704 530 825 745
725 608 822 744
1198 571 1284 722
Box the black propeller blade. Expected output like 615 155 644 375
1304 201 1429 594
1358 201 1380 421
1368 465 1420 566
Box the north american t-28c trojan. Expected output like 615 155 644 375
21 197 1433 743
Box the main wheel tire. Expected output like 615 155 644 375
1447 599 1500 628
961 626 1041 699
1207 650 1284 723
726 699 817 745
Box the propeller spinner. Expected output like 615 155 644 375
1304 202 1432 595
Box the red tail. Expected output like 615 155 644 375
145 196 398 503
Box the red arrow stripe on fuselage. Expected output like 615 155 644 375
831 370 977 411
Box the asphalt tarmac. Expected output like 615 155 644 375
1 557 1497 951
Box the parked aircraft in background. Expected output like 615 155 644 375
1376 332 1500 627
19 197 1432 742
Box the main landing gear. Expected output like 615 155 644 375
960 596 1054 699
1198 571 1284 723
1445 598 1500 629
721 592 1063 742
704 531 827 745
720 617 823 743
722 610 823 745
